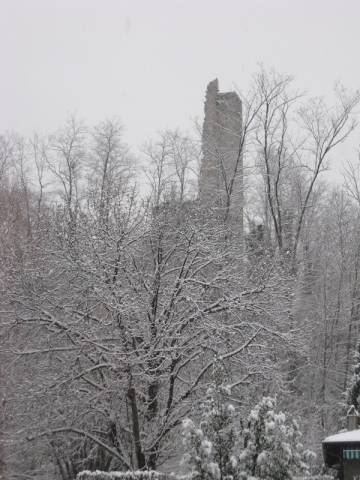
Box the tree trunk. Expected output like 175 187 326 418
127 385 146 470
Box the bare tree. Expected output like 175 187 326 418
250 70 359 269
293 86 360 264
253 68 301 251
5 160 293 475
46 116 86 240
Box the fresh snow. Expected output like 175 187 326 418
323 429 360 443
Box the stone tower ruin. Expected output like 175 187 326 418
199 79 243 237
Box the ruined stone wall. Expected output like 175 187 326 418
199 79 243 237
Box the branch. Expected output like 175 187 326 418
27 427 131 469
177 327 263 405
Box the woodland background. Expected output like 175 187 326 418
1 69 360 479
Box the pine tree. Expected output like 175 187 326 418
182 378 314 480
239 397 314 480
345 340 360 413
182 374 238 480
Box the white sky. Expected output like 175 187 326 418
1 0 360 166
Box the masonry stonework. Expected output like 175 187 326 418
199 79 243 237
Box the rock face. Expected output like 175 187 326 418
199 79 243 237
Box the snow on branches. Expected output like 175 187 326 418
345 340 360 413
182 390 315 480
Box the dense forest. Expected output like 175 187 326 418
2 69 360 479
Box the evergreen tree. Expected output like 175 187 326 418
182 389 314 480
345 340 360 413
182 376 238 480
239 397 314 480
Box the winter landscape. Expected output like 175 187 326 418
1 1 360 479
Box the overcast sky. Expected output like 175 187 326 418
1 0 360 160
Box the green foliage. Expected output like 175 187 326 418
345 340 360 412
182 392 315 480
182 381 238 480
239 397 314 480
